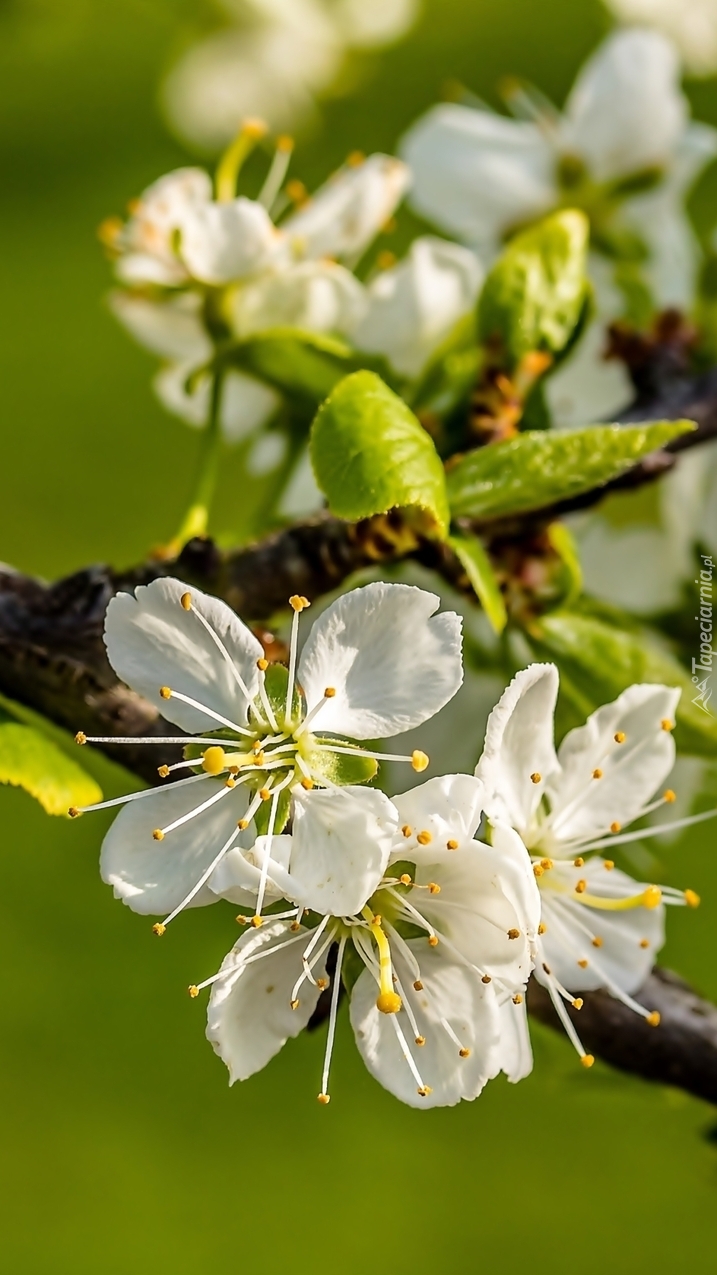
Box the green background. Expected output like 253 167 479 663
2 2 717 1271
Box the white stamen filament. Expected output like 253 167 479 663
390 1014 428 1092
255 787 279 919
299 913 332 970
290 926 337 1004
166 689 252 737
185 603 255 704
319 936 346 1103
79 735 225 747
160 825 241 928
258 140 293 210
549 731 682 839
75 769 212 814
294 693 333 738
256 668 279 733
546 980 588 1059
579 806 717 853
158 778 241 837
285 605 301 726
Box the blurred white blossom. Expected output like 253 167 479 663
603 0 717 76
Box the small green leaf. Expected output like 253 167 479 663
546 521 583 607
305 740 378 787
254 785 292 837
529 609 717 756
478 209 589 368
0 719 102 815
310 371 450 536
220 328 393 408
447 421 694 519
448 532 507 634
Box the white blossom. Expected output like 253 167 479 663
603 0 717 76
476 664 709 1063
71 578 463 928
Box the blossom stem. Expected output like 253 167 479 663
176 369 225 546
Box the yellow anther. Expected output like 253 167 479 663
251 915 263 928
347 150 365 167
75 731 87 746
604 860 615 871
286 179 307 204
236 914 249 924
642 885 662 910
152 923 166 936
533 864 544 877
289 595 306 611
400 874 412 886
416 830 432 845
252 739 262 752
202 746 226 775
411 750 429 772
610 821 621 834
229 764 240 775
253 752 265 766
415 1035 426 1047
428 935 439 947
592 768 603 779
647 1011 661 1027
225 777 236 788
530 772 542 784
640 938 650 949
577 959 589 968
572 998 583 1010
417 1086 433 1098
299 596 310 608
290 999 300 1010
276 134 294 152
152 829 164 841
259 788 271 801
290 921 301 932
376 249 397 270
481 974 492 984
512 994 523 1005
592 936 603 948
97 215 123 248
159 686 171 700
301 777 314 790
237 819 249 830
580 1054 595 1068
324 686 336 698
614 731 626 743
257 657 269 671
661 719 674 732
413 980 423 991
157 765 170 778
575 879 587 894
446 839 459 850
685 889 701 908
243 117 269 138
317 1093 331 1105
428 882 441 895
507 928 520 940
372 914 382 926
180 592 192 610
376 991 402 1015
538 923 547 935
541 858 554 870
663 789 676 803
68 806 80 818
316 978 328 991
542 962 551 975
573 857 584 867
188 985 199 998
401 825 412 838
459 1047 471 1058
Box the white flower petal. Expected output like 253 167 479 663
100 776 247 915
220 371 281 443
350 940 501 1108
537 858 665 995
284 153 410 261
297 582 463 739
290 785 399 915
476 664 559 839
180 197 281 285
208 835 294 907
391 773 486 852
496 997 533 1083
104 576 263 733
561 29 687 182
206 919 327 1083
400 104 555 249
108 292 210 363
232 259 367 337
352 236 483 378
548 683 681 844
118 167 211 284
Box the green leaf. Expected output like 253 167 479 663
0 718 102 815
446 420 695 519
310 371 450 536
546 521 583 607
305 740 378 787
220 328 393 408
478 209 589 367
529 609 717 756
448 532 507 634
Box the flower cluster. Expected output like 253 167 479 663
72 579 707 1106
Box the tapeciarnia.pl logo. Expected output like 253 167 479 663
692 554 714 715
